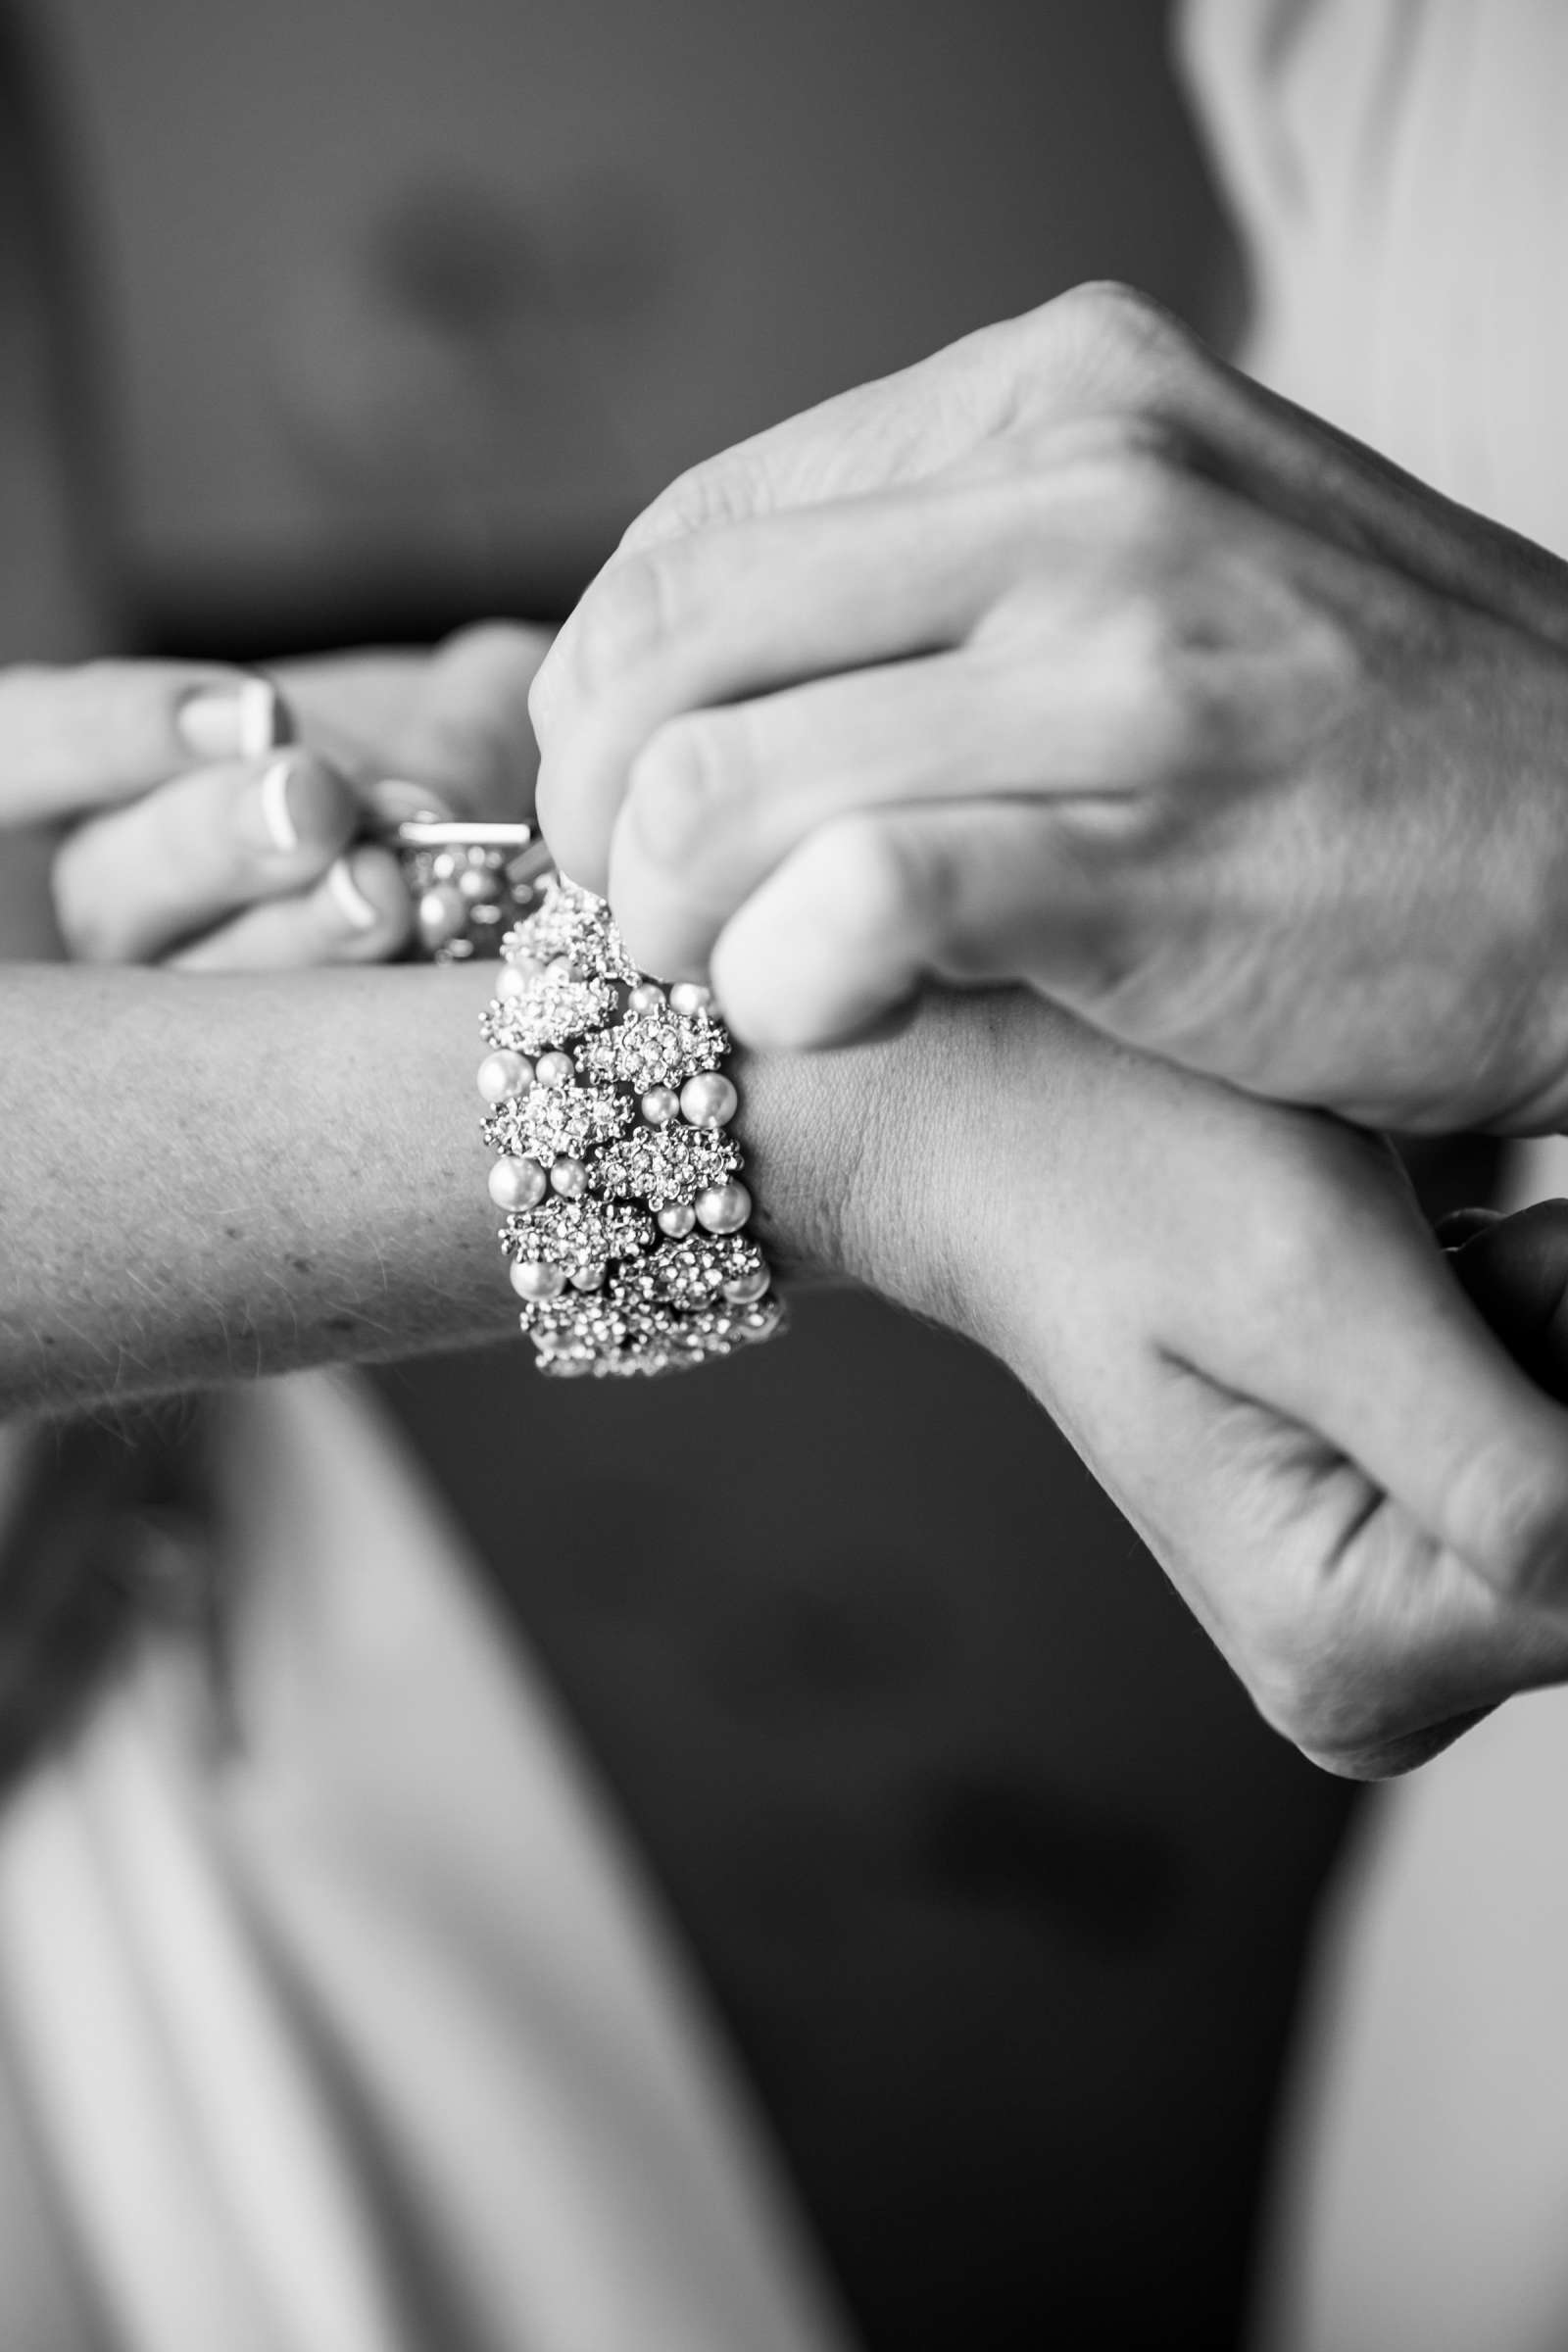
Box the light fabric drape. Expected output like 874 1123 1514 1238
0 1373 851 2352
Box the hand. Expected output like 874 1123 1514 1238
10 719 1568 1785
820 989 1568 1779
17 603 1568 1784
29 623 546 970
530 282 1568 1136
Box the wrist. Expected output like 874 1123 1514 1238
735 988 1001 1332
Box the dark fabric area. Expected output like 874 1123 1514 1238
0 1400 218 1797
376 1288 1364 2352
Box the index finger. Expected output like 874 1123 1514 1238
0 661 284 824
529 314 1042 757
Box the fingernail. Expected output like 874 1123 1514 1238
177 675 286 762
257 754 300 853
327 853 379 932
368 776 454 824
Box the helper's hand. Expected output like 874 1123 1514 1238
826 988 1568 1779
31 623 545 969
532 282 1568 1137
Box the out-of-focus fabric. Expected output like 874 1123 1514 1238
1253 1696 1568 2352
1183 0 1568 559
0 1373 852 2352
1180 8 1568 2348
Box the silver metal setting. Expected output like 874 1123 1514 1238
386 805 545 961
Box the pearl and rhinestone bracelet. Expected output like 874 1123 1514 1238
475 869 785 1378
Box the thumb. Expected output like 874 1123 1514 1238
1211 1170 1568 1613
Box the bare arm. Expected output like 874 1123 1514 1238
0 956 879 1416
2 960 526 1412
12 933 1568 1775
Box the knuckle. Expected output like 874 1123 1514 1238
570 552 679 697
1244 1622 1409 1776
624 714 730 872
621 456 769 556
1234 1174 1342 1323
1092 444 1199 557
821 813 953 952
1054 278 1196 384
1450 1445 1568 1604
1247 1647 1342 1760
439 618 534 670
1114 612 1233 779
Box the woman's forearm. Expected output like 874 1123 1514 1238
0 957 956 1416
1 960 520 1413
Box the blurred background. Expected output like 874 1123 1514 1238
0 5 1415 2349
40 0 1236 649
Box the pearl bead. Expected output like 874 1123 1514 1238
696 1180 751 1235
570 1262 607 1292
550 1156 589 1199
657 1201 696 1238
496 965 532 1001
459 863 501 903
628 981 666 1014
669 980 711 1017
431 850 461 882
679 1072 738 1129
417 882 466 950
641 1086 680 1126
722 1265 770 1304
476 1050 532 1103
488 1155 548 1210
535 1051 575 1089
510 1258 565 1300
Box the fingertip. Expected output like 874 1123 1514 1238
534 760 612 898
711 830 924 1052
250 751 359 865
176 671 289 764
322 844 413 959
367 776 455 826
712 906 911 1052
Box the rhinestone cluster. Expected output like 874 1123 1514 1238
476 871 785 1377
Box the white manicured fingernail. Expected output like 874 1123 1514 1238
236 675 286 759
327 854 379 932
176 675 285 761
257 754 300 853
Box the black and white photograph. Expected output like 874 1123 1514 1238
0 4 1565 2347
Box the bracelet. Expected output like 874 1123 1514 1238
474 870 786 1379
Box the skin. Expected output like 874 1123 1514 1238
42 625 545 969
529 281 1568 1137
13 636 1568 1780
